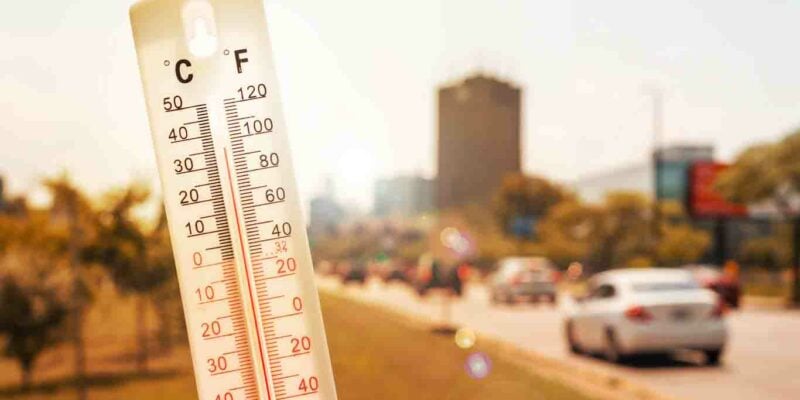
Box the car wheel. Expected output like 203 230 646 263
565 321 582 354
705 349 723 366
604 329 626 364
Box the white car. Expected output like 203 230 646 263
564 268 727 365
489 257 558 304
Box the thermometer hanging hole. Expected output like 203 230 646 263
182 1 218 58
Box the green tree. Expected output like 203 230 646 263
538 194 710 270
594 192 654 268
493 174 570 238
715 143 783 204
655 201 711 267
657 224 711 266
0 214 71 391
740 236 789 270
0 279 67 390
88 185 172 373
538 200 604 267
716 129 800 304
148 208 183 352
44 175 97 400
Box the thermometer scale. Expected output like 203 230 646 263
130 1 337 399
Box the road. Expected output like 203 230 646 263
319 277 800 400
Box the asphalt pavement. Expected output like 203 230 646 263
318 277 800 400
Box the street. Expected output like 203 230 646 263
319 277 800 400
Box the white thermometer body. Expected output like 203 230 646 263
130 1 337 399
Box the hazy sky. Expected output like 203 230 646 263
2 0 800 209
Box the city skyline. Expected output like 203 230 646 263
3 0 800 210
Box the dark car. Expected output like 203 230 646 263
413 254 465 297
376 260 413 284
341 261 367 285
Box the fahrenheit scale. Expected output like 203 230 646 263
130 1 336 399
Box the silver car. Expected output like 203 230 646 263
489 257 558 305
564 268 727 365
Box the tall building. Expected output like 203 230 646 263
373 175 434 217
308 178 344 238
437 74 521 209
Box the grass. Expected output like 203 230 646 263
322 291 592 400
0 288 592 400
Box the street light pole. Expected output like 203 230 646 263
648 88 664 244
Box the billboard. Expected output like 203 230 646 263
688 161 747 218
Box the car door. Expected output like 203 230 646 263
580 282 617 350
570 280 599 349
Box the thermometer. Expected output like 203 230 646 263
130 1 337 399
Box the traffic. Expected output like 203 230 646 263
317 255 799 400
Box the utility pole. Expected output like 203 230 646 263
648 88 664 245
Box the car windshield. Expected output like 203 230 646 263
632 281 700 292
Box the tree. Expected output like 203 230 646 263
594 192 654 268
88 185 172 373
538 193 710 270
655 201 712 267
148 208 183 352
44 175 97 400
657 224 711 267
538 200 604 267
740 236 790 271
493 174 570 238
715 143 782 205
716 129 800 304
0 232 70 390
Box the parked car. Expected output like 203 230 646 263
489 257 558 305
564 268 727 365
413 254 465 297
684 264 741 309
374 259 413 284
340 261 367 285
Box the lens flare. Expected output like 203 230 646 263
465 352 492 379
439 227 475 258
454 328 477 349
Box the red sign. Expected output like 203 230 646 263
689 162 747 218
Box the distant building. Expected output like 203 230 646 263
437 74 521 209
373 176 434 217
574 144 714 203
574 161 652 203
308 179 344 238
